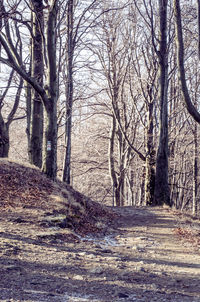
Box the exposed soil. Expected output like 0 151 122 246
1 159 200 302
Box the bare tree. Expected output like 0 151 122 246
28 0 44 168
0 71 23 157
174 0 200 213
62 0 100 184
174 0 200 123
0 0 58 179
154 0 171 206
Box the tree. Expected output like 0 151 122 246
0 70 23 157
0 5 24 158
174 0 200 213
132 0 170 206
154 0 171 206
29 0 44 168
129 37 158 206
62 0 101 184
174 0 200 123
89 5 141 206
62 0 74 184
0 0 58 179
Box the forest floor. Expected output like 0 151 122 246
1 160 200 301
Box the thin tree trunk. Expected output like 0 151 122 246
140 166 145 205
145 101 155 205
197 0 200 60
117 128 126 206
109 115 120 206
62 0 74 184
193 122 198 215
0 74 23 158
25 80 32 162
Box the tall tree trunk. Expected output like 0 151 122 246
174 0 200 213
117 128 126 206
154 0 171 206
145 101 155 205
29 0 44 168
140 166 145 205
109 115 120 206
62 0 74 184
41 1 58 180
25 80 32 162
197 0 200 60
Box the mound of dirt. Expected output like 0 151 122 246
0 159 115 237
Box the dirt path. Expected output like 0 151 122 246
0 206 200 302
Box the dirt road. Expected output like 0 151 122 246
0 206 200 302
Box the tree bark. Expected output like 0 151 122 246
41 1 58 180
118 135 126 206
197 0 200 60
0 74 23 158
145 100 155 206
25 79 32 162
154 0 171 206
109 114 120 206
62 0 74 184
0 112 9 157
30 0 44 168
193 122 198 215
42 101 57 179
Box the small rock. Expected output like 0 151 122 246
78 252 86 256
135 237 146 241
73 275 84 280
89 267 104 274
132 245 146 252
87 254 96 259
135 266 145 272
151 283 158 290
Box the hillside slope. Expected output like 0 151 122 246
0 158 114 236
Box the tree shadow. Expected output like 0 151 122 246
0 206 200 301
